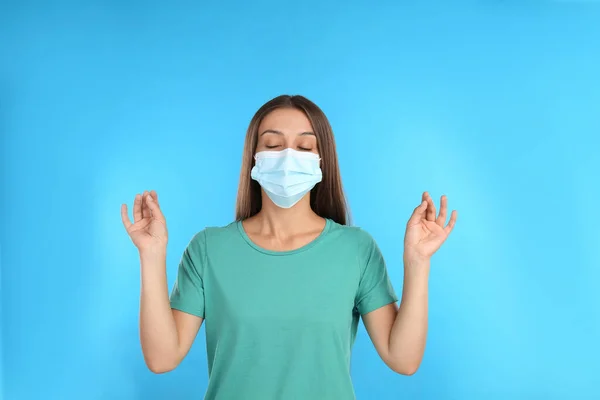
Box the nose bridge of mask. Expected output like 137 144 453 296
281 153 303 173
255 149 319 172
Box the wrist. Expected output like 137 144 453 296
403 251 430 267
139 247 167 265
403 254 430 278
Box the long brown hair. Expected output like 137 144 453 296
235 94 350 225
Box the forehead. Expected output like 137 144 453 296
258 108 314 134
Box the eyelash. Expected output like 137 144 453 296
265 145 312 151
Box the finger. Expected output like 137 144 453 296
444 210 458 235
407 200 428 225
425 192 436 221
146 194 166 222
150 190 159 207
436 195 448 227
133 194 143 222
141 190 151 219
121 204 133 230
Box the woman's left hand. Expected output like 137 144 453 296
404 192 457 263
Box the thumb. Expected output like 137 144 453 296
407 200 427 225
146 195 166 222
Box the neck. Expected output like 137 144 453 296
253 193 323 235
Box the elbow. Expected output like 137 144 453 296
387 359 421 376
145 357 178 374
395 364 419 376
148 364 175 374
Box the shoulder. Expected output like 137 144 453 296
326 220 379 249
186 221 239 248
326 221 386 276
180 222 238 265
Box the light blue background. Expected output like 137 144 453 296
1 1 599 399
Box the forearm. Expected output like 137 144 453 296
139 250 180 372
388 257 430 373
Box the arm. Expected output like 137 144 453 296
363 192 456 375
362 257 430 375
140 250 203 374
121 190 205 374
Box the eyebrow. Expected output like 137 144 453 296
259 129 315 136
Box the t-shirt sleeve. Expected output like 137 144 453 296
354 230 398 316
169 230 206 318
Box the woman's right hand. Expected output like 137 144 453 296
121 190 168 254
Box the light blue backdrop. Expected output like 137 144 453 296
1 1 599 399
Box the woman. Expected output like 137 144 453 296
121 95 457 399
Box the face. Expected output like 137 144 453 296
255 108 319 156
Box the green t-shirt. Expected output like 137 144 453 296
169 218 398 400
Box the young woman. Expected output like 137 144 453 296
121 95 457 399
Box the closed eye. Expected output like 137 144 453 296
265 145 281 149
298 147 312 151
